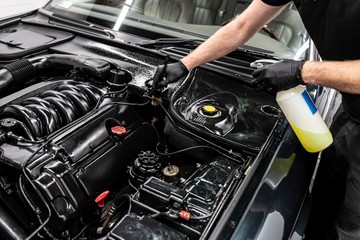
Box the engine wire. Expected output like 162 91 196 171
189 212 214 220
70 221 94 240
155 142 243 164
21 139 54 240
6 132 46 144
155 143 210 156
94 89 128 109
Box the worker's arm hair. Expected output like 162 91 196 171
302 60 360 94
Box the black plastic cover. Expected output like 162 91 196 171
171 69 281 153
0 24 73 59
0 30 53 50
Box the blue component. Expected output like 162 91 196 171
301 90 317 115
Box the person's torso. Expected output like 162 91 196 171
293 0 360 121
294 0 360 60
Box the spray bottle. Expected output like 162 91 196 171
276 85 333 152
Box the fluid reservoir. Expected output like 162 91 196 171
276 85 333 152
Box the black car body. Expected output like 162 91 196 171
0 1 335 239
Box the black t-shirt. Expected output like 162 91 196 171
262 0 360 121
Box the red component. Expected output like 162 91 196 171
179 210 191 221
95 190 110 208
110 126 127 137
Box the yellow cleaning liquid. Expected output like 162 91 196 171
276 85 333 152
290 124 333 153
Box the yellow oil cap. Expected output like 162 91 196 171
202 105 217 115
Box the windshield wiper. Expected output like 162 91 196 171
36 9 115 39
138 37 274 57
138 38 203 48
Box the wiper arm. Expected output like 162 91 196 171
138 38 203 48
138 37 274 58
37 9 115 39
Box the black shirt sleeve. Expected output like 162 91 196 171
261 0 292 6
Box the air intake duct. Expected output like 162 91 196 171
0 54 110 95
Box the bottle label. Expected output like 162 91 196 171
301 90 317 115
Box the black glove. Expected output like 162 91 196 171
252 60 306 92
152 61 189 89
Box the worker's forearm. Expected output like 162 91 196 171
180 0 285 71
181 19 255 70
302 60 360 94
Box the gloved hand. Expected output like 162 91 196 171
152 61 189 89
252 60 306 92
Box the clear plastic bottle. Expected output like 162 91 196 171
276 85 333 152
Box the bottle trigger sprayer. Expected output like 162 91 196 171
276 85 333 152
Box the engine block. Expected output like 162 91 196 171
0 78 158 237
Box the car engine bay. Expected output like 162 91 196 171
0 19 287 240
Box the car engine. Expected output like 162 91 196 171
0 23 284 240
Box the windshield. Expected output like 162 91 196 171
44 0 308 58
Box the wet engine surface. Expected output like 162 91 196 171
0 21 286 240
